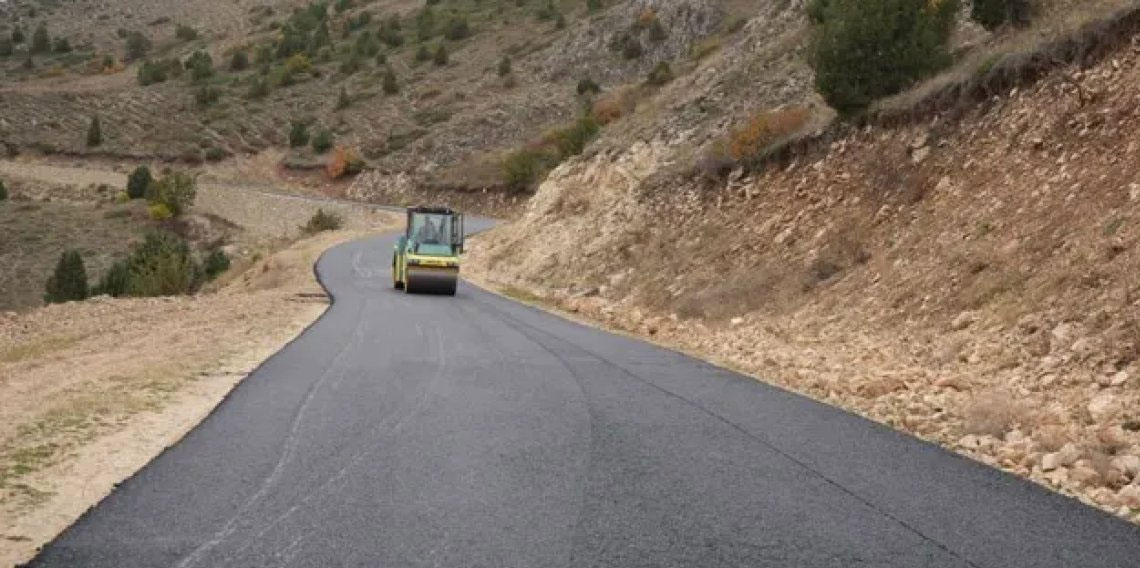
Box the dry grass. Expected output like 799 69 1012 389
0 199 148 312
725 106 811 162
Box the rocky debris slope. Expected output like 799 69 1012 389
467 33 1140 521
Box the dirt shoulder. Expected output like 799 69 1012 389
0 218 397 567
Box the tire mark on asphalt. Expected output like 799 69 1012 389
175 300 374 568
473 293 983 568
220 323 452 567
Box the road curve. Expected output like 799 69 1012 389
25 225 1140 568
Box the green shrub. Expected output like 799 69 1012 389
195 86 221 107
416 7 437 41
353 30 380 57
536 0 558 21
587 0 603 11
502 116 601 191
204 147 227 161
230 50 250 71
203 248 230 280
312 129 334 153
0 37 12 57
125 31 151 61
382 68 399 94
186 50 214 82
610 33 643 59
126 166 152 199
432 44 448 66
336 86 350 109
148 171 197 217
95 260 131 297
548 116 599 158
124 231 202 297
86 116 103 147
444 16 470 40
52 37 71 53
810 0 958 114
647 18 667 42
137 58 182 85
10 25 24 45
44 250 89 304
646 61 672 85
148 202 173 220
380 17 404 46
246 76 270 98
498 55 512 77
502 148 550 192
971 0 1031 30
0 179 8 201
289 121 310 147
415 44 432 63
31 23 49 54
577 77 601 95
175 24 198 41
303 208 343 233
806 0 830 24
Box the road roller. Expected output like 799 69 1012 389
392 206 465 295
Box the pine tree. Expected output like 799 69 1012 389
126 165 152 199
86 116 103 147
44 250 89 304
31 23 49 54
382 68 399 94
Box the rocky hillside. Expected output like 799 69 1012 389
468 7 1140 522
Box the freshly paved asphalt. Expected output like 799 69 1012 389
26 222 1140 568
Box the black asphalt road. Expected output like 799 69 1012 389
27 224 1140 568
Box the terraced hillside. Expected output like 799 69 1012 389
0 0 769 192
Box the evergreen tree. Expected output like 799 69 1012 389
126 165 152 199
30 22 49 53
810 0 958 114
86 116 103 147
44 250 89 304
382 67 399 94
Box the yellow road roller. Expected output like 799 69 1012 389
392 206 465 295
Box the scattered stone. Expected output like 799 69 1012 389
1042 443 1082 471
951 311 978 331
1088 392 1122 423
1110 455 1140 480
1118 485 1140 510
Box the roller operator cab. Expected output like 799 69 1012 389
393 207 465 295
